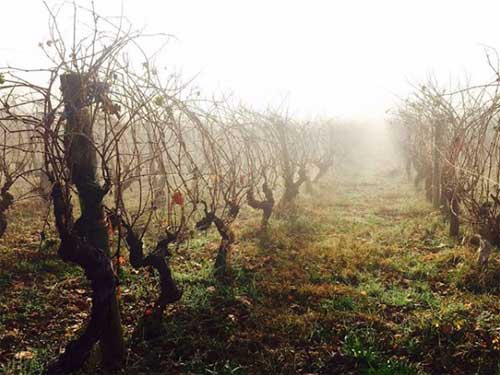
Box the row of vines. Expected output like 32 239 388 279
0 4 348 374
391 58 500 266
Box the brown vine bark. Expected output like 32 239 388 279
0 176 14 238
449 194 460 237
247 182 274 231
312 159 333 184
123 226 183 338
212 216 235 280
195 203 238 280
278 165 307 209
46 72 124 373
45 184 118 374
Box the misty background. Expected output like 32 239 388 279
2 0 500 124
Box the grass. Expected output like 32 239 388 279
1 171 500 374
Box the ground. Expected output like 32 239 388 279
1 169 500 374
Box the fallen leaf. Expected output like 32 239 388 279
14 351 34 360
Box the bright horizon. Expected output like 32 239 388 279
2 0 500 124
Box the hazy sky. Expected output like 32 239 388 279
2 0 500 123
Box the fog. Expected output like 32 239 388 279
4 3 500 373
3 0 500 124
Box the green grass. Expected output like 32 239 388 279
1 173 500 374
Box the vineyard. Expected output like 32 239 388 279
1 2 500 375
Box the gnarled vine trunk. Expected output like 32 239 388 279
195 206 237 280
46 72 124 373
278 165 307 210
247 182 275 231
449 193 460 237
213 216 235 280
124 227 182 338
46 184 118 374
312 160 333 184
0 176 14 238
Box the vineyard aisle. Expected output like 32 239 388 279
1 170 500 374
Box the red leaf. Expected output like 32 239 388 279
171 191 184 206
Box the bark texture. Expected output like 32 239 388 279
46 72 124 373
